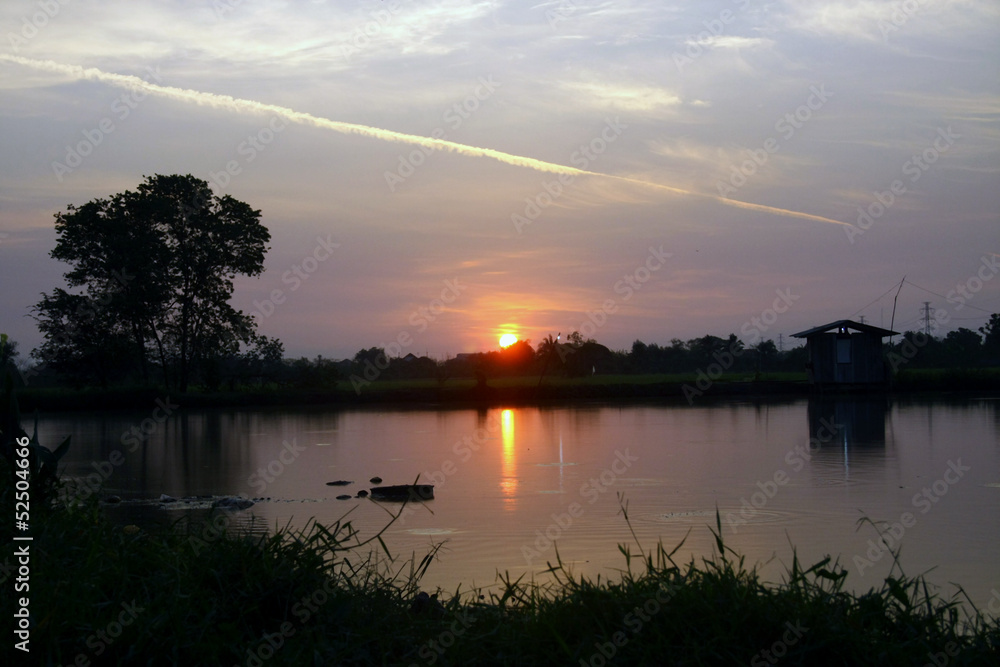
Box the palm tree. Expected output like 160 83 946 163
536 333 561 387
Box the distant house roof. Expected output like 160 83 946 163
791 319 899 339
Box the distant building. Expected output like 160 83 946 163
791 319 898 386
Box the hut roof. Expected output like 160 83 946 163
790 319 899 339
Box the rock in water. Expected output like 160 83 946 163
336 494 352 500
369 484 434 501
356 490 369 498
212 496 255 510
159 494 177 503
370 476 383 484
326 480 352 486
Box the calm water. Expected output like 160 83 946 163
40 396 1000 610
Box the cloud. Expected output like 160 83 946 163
778 0 999 43
561 80 683 112
689 35 773 50
0 55 850 228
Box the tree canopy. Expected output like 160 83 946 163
32 174 274 390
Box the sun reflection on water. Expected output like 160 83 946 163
500 408 517 505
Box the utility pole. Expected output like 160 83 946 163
859 316 866 325
922 301 932 336
777 333 783 353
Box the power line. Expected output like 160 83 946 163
903 279 994 314
850 281 905 319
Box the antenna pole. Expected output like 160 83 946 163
889 276 905 343
887 276 905 391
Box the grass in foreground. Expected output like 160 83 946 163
2 480 998 667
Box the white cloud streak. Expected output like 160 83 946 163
0 55 849 228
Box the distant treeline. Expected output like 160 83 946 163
345 322 1000 388
4 316 998 392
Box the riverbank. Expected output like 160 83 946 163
4 383 999 665
3 482 998 666
14 368 1000 412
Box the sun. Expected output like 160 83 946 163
499 333 518 348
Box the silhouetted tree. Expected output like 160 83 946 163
32 174 271 390
32 290 136 388
0 335 19 386
287 355 339 389
499 339 534 371
563 341 614 377
981 313 1000 363
942 328 982 368
536 334 563 382
353 347 388 368
752 339 778 375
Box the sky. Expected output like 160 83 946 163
1 0 998 361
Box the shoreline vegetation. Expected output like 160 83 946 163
4 481 999 665
3 375 999 664
12 367 1000 413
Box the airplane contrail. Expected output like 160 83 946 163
0 55 849 227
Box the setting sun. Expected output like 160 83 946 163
499 333 518 348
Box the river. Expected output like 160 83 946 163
39 395 1000 612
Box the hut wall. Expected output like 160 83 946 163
807 333 886 385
